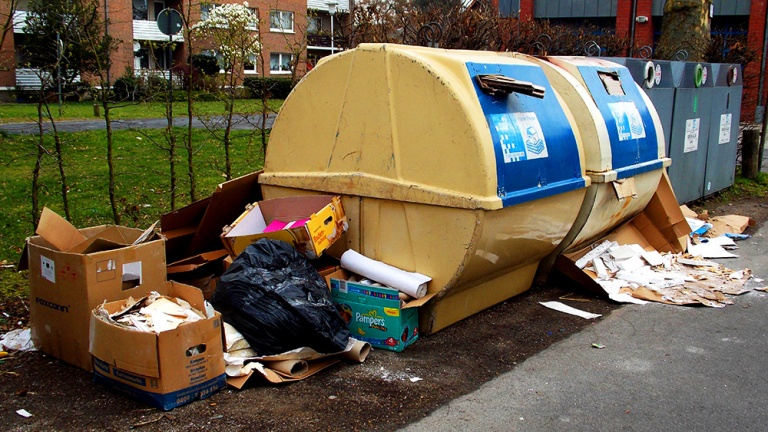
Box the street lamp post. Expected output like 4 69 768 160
326 1 338 55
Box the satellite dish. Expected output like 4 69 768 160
157 8 183 36
133 41 141 52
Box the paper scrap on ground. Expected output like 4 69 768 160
1 328 36 352
16 409 32 418
687 238 738 259
575 239 756 308
340 249 430 298
409 377 423 382
539 301 602 319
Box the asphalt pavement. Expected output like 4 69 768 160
402 222 768 432
0 114 275 135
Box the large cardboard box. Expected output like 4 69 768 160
328 270 419 352
90 281 226 411
221 195 348 259
24 208 166 371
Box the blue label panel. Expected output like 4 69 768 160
467 62 586 207
576 65 663 178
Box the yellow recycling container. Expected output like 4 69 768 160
259 44 592 334
507 55 671 270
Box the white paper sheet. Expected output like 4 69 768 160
340 250 430 298
539 301 602 319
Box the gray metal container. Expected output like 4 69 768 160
667 61 715 204
703 63 743 197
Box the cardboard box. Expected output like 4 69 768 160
161 172 262 290
24 208 166 371
328 269 420 352
90 281 226 411
554 173 689 295
221 195 348 259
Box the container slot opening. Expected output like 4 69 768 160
475 74 545 98
598 71 625 95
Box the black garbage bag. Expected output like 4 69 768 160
211 238 350 356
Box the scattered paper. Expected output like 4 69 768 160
97 292 205 334
591 343 606 349
1 328 36 352
409 377 423 382
16 409 32 418
687 239 738 259
539 301 601 319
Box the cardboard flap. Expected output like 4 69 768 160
36 207 87 252
90 312 161 378
402 292 436 309
69 237 126 255
259 195 337 222
227 357 340 388
167 250 229 274
186 171 263 256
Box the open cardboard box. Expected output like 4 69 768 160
326 268 432 352
20 207 166 371
161 171 262 290
554 173 690 294
90 281 226 410
221 195 348 260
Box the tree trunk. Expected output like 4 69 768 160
43 99 71 221
31 103 46 229
223 71 236 181
656 0 711 61
103 88 120 224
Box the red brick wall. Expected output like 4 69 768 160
616 0 654 56
519 0 533 20
745 0 767 122
0 0 16 88
105 0 136 81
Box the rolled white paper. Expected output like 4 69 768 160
340 250 430 299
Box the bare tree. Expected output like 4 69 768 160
193 2 261 180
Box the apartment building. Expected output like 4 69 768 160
0 0 350 97
495 0 767 122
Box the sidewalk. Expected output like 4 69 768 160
402 222 768 432
0 114 275 135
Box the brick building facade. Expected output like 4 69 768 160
0 0 348 95
503 0 767 123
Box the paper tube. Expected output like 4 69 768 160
263 359 309 377
340 250 430 298
339 339 371 363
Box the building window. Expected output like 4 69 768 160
247 7 259 30
270 52 292 73
270 10 294 32
133 0 148 20
307 16 322 34
153 0 166 19
201 49 226 73
244 54 258 74
200 3 213 20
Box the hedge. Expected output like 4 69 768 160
242 77 293 100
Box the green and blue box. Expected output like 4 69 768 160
328 270 420 352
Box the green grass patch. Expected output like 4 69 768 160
703 172 768 204
0 99 283 123
0 126 266 303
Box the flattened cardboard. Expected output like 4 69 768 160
221 195 347 259
27 214 167 371
555 173 688 296
90 282 226 410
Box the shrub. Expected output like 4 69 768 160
242 77 293 100
192 54 221 76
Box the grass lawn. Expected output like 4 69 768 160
0 99 283 123
0 126 266 309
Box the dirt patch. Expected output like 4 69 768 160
2 197 766 431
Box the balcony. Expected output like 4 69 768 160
133 20 184 42
307 34 347 52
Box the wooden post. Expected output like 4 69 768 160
742 128 760 179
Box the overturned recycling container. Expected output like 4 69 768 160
259 44 592 334
510 55 669 262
